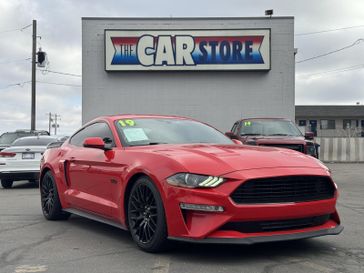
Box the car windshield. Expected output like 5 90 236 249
115 118 233 146
240 120 303 137
0 133 18 145
12 137 58 146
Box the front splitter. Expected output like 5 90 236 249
169 225 343 245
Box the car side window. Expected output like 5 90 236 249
231 122 239 134
70 122 115 147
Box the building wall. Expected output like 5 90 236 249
296 117 364 137
82 17 295 132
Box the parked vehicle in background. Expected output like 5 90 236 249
0 135 58 189
56 135 69 142
226 118 318 158
46 135 69 149
0 130 49 151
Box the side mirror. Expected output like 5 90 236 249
232 139 243 145
304 132 314 140
225 131 238 140
83 137 111 150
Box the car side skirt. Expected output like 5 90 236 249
63 208 127 231
168 225 343 245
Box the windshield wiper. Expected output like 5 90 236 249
240 133 261 136
128 142 167 147
147 142 168 145
268 134 291 136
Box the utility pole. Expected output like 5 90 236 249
54 114 60 135
54 114 58 135
47 113 60 135
31 19 37 131
48 112 52 135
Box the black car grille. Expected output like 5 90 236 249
220 215 330 233
260 143 304 153
231 176 335 204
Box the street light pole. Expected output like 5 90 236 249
31 19 37 131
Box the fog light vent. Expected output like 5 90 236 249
180 203 224 212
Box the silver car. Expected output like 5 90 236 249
0 136 59 188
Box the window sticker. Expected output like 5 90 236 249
123 128 149 142
244 121 252 126
118 119 135 127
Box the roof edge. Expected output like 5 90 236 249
82 16 294 21
296 105 364 107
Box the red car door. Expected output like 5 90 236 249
64 122 119 218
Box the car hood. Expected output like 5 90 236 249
137 144 323 176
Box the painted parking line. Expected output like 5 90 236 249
152 256 170 273
14 265 48 273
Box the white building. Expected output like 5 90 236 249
296 105 364 137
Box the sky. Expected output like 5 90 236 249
0 0 363 135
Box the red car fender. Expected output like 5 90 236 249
40 161 71 209
119 166 168 228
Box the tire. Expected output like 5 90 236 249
127 176 169 252
40 171 70 220
1 179 13 189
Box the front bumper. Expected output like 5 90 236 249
163 167 341 243
170 224 343 244
0 171 39 181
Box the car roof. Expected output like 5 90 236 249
239 118 292 122
15 129 48 132
71 114 218 141
0 130 49 136
14 135 57 141
96 114 191 122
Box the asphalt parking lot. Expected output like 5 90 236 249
0 163 363 273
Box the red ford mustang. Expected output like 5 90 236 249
40 115 343 252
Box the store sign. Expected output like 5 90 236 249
105 29 270 71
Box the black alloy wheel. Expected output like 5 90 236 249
127 176 168 252
40 171 70 220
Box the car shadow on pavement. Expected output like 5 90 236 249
64 214 337 263
66 215 135 244
168 238 335 264
8 181 38 189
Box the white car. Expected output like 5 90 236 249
0 136 59 188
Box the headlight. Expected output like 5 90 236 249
306 142 317 156
167 173 225 188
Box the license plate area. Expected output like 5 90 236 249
22 153 35 159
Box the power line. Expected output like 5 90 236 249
0 23 32 34
296 24 364 36
38 69 81 77
37 81 81 87
0 80 81 90
0 58 31 65
307 64 364 77
296 38 364 64
0 81 31 90
299 64 364 78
